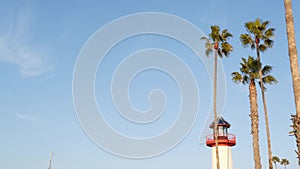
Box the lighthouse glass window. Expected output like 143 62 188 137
218 126 227 136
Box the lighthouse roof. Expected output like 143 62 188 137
209 116 231 128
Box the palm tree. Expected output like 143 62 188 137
272 156 280 169
240 18 275 169
232 56 276 169
280 158 290 169
232 56 261 169
284 0 300 164
201 25 233 169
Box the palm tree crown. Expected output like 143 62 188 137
232 56 277 86
201 25 233 58
281 158 290 169
272 156 280 169
232 56 261 84
240 18 275 52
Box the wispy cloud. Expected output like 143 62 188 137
0 7 51 77
16 113 40 124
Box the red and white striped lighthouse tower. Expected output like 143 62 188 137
206 116 236 169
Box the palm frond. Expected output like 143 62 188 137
272 156 280 163
259 44 267 52
252 19 264 38
261 20 270 30
261 65 273 75
242 75 250 84
241 57 247 64
217 48 222 57
245 21 253 33
205 48 213 57
263 39 274 48
221 29 233 41
205 42 213 48
254 18 262 28
265 28 275 38
240 34 254 48
201 36 213 57
248 56 261 73
221 42 233 57
262 75 278 85
240 57 250 74
231 72 243 84
200 36 209 41
210 25 221 42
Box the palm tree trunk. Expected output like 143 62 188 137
284 0 300 164
255 41 274 169
262 89 273 169
214 47 220 169
48 152 53 169
249 79 262 169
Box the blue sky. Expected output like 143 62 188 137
1 0 300 169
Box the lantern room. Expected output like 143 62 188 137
206 116 236 147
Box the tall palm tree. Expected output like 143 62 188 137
240 18 275 169
284 0 300 164
280 158 290 169
232 56 261 169
201 25 233 169
232 56 276 169
272 156 280 169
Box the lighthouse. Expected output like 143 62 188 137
206 116 236 169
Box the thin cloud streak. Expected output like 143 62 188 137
16 113 40 124
0 7 51 77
